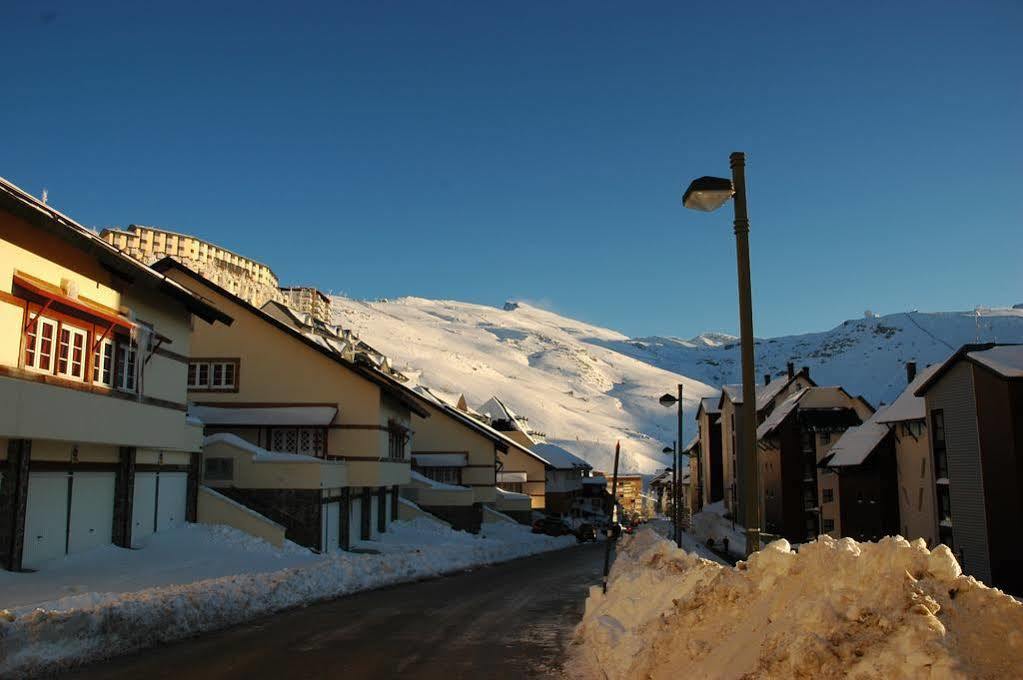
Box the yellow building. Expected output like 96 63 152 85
0 178 230 571
101 225 285 310
280 286 332 325
153 257 433 552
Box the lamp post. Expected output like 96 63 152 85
659 384 684 548
682 152 760 557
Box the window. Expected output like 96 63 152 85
822 518 835 533
269 427 326 456
936 485 952 523
187 359 238 390
801 430 815 454
205 457 234 481
822 488 834 503
24 315 58 373
93 339 115 387
917 487 924 511
115 342 137 392
931 410 948 479
820 431 831 444
418 467 461 485
388 427 406 459
498 481 524 494
920 457 926 479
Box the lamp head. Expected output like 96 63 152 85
659 393 678 407
662 446 674 454
683 176 735 212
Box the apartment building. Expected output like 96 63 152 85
280 286 331 325
0 179 230 571
101 225 285 309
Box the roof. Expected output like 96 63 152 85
875 363 941 423
153 257 431 418
0 177 232 326
530 443 592 471
681 435 699 453
827 418 890 467
414 387 510 451
756 388 808 439
914 343 1021 396
698 396 721 416
189 405 338 426
720 370 815 411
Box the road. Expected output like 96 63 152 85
68 541 606 679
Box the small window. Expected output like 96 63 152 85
822 488 834 503
418 467 461 485
822 519 835 533
821 432 831 444
116 342 137 392
57 324 88 380
93 338 115 387
205 457 234 481
187 359 238 390
920 457 926 479
917 487 924 511
25 315 58 373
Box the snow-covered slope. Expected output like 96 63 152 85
614 308 1023 407
331 298 716 474
331 299 1023 475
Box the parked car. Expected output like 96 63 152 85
575 523 597 543
532 516 572 536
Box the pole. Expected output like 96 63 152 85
675 383 683 547
730 151 760 557
602 441 622 594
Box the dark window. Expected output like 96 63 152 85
418 467 461 485
822 518 835 532
822 488 834 503
801 430 815 454
931 410 948 479
498 481 524 493
205 457 234 481
936 485 952 523
388 428 405 459
821 431 831 444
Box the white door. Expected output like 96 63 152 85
349 497 361 542
156 472 189 531
384 491 392 525
322 502 340 553
68 472 116 554
23 472 70 569
132 472 157 547
370 495 380 538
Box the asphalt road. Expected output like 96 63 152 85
67 541 606 680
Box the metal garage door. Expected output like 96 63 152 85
68 472 115 554
23 472 70 569
370 495 380 538
349 496 361 543
322 501 340 553
132 472 157 547
156 472 188 531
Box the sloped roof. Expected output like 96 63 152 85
914 343 1020 396
531 442 592 470
756 388 808 439
698 396 721 416
827 417 890 467
0 177 231 326
876 363 941 423
682 435 700 453
968 345 1023 378
413 386 509 451
720 370 815 411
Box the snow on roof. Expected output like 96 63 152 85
827 419 890 467
967 345 1023 378
681 435 699 453
494 486 530 500
480 395 516 423
876 363 941 423
203 433 325 463
722 374 799 410
190 405 338 427
699 397 721 415
531 442 592 470
756 388 809 439
411 453 468 468
583 476 607 486
409 469 467 491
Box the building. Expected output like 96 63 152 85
756 386 874 543
572 474 612 521
101 225 285 310
530 442 593 514
153 257 433 552
696 397 724 507
0 178 230 571
718 363 816 524
874 362 941 546
280 286 331 325
914 343 1023 594
648 469 672 514
682 436 701 515
479 395 545 448
611 474 644 522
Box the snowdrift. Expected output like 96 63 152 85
571 529 1023 679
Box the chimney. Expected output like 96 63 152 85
763 373 771 386
801 366 810 380
786 362 795 379
906 361 917 384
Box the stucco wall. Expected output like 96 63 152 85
197 486 286 547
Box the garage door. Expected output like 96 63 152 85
23 472 70 569
349 496 361 542
156 472 188 531
370 495 380 538
322 501 340 553
132 472 157 547
68 472 116 554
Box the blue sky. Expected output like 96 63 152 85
2 1 1020 338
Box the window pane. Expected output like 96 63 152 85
58 327 70 374
223 362 235 387
198 362 209 387
39 321 54 370
187 362 196 386
25 316 37 367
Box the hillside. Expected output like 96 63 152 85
331 298 1023 474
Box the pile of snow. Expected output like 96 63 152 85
0 521 575 676
571 529 1023 679
689 500 747 558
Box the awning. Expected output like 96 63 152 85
13 271 134 331
412 453 467 468
189 405 338 426
497 471 527 483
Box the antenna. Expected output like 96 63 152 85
41 188 48 204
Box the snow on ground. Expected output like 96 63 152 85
331 297 716 474
570 529 1023 679
689 500 747 559
0 520 576 677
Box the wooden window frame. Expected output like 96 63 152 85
266 426 328 458
187 357 241 393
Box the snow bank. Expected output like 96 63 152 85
0 521 575 677
689 500 746 558
571 529 1023 679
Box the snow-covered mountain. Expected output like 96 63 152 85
331 297 1023 475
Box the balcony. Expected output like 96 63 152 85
345 457 410 487
202 434 346 490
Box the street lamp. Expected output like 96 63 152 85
682 152 760 557
659 385 684 548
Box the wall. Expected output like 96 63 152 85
197 486 286 547
894 421 937 545
498 446 546 509
412 402 497 504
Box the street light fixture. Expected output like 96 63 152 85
682 152 760 557
659 385 684 549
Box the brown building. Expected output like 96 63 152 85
696 397 724 507
756 386 873 543
914 343 1023 594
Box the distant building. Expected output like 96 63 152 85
101 225 284 309
914 343 1023 594
280 286 331 325
696 397 724 508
